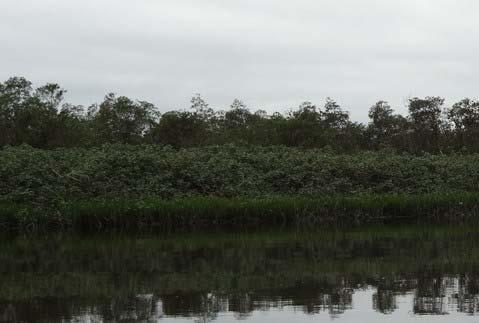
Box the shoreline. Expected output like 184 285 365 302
2 193 479 232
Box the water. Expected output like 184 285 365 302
1 226 479 322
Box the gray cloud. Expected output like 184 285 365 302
1 0 479 121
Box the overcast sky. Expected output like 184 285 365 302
1 0 479 122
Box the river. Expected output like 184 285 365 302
1 226 479 322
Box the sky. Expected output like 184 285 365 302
1 0 479 122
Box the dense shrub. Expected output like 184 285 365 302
2 144 479 204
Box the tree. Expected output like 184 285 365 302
282 102 323 147
369 101 394 130
191 94 214 121
12 96 59 147
0 79 66 148
0 78 78 148
408 97 445 152
93 93 159 144
0 77 33 146
224 99 253 129
53 104 92 147
321 98 349 129
367 101 410 150
319 99 358 150
35 83 66 110
150 111 205 147
448 98 479 150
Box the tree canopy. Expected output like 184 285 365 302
2 76 479 153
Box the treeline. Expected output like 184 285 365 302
2 76 479 152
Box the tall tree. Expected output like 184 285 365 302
0 77 33 146
321 98 349 129
368 101 410 150
224 99 252 129
190 93 214 121
283 101 323 147
408 97 444 152
150 111 205 147
448 98 479 150
93 93 159 144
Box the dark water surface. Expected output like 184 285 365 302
2 226 479 322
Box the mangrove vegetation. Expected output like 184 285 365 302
1 145 479 230
2 76 479 230
2 76 479 153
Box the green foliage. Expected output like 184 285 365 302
4 76 479 152
408 97 445 152
2 145 479 231
3 145 479 205
93 93 159 144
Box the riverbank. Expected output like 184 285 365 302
2 145 479 232
2 193 479 232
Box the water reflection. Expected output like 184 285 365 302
3 278 479 322
1 227 479 322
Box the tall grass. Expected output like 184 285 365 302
1 193 479 232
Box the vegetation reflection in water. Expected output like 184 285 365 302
2 226 479 322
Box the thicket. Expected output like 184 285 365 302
2 145 479 206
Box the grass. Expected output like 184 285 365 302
1 192 479 232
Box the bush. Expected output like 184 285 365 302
2 144 479 204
